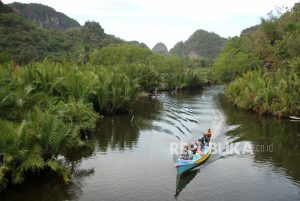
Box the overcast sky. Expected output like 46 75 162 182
4 0 299 49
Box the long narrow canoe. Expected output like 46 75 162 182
175 141 212 175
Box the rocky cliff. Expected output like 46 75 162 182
152 42 168 55
170 29 227 59
8 2 80 29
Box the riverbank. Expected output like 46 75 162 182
1 86 299 201
0 44 212 191
225 69 300 118
213 3 300 118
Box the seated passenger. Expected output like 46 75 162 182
190 144 197 154
199 136 206 147
181 146 189 159
197 139 203 147
187 149 193 160
197 146 205 156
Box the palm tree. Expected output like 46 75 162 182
0 109 79 191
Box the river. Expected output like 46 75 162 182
2 86 300 201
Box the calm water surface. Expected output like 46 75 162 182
2 86 300 201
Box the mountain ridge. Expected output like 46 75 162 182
152 42 168 55
170 29 227 59
8 2 80 29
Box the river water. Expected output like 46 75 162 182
2 86 300 201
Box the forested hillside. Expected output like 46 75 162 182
213 3 300 117
0 2 123 64
170 29 227 59
8 2 80 29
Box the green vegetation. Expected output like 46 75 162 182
0 1 12 13
226 69 299 117
0 43 211 190
90 44 212 91
213 3 300 117
1 0 299 195
170 29 227 60
0 9 122 64
0 12 68 64
213 36 263 83
7 2 80 29
0 1 214 191
0 110 78 189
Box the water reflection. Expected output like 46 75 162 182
175 169 199 197
0 98 163 201
0 165 94 201
1 87 299 201
95 98 163 152
65 143 96 161
218 94 300 185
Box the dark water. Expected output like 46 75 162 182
2 86 300 201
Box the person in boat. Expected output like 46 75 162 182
181 153 188 160
181 145 189 159
195 140 201 149
181 146 188 160
199 135 206 147
197 145 205 156
187 149 193 160
183 144 195 159
190 144 197 155
202 129 212 145
205 129 212 140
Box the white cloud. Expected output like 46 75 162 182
3 0 299 48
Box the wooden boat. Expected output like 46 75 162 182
175 140 212 175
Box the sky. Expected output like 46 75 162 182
3 0 299 49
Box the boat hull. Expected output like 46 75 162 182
176 143 212 175
176 163 198 175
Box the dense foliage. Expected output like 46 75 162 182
226 69 299 117
213 3 300 117
0 13 72 64
0 42 211 190
0 10 122 64
90 44 212 91
0 110 78 190
0 1 214 191
213 36 263 83
0 1 12 13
